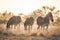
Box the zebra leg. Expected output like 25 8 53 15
19 23 20 27
42 26 46 33
46 26 49 36
30 25 32 31
30 25 32 30
37 25 40 30
11 25 13 29
24 26 27 30
46 26 48 31
19 24 20 30
28 25 30 31
14 25 15 29
14 25 17 29
28 25 31 33
17 24 20 32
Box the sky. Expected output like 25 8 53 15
0 0 60 15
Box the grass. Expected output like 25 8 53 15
52 18 60 26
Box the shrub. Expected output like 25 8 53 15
52 18 60 26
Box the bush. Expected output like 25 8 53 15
52 18 60 26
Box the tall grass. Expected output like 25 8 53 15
52 18 60 26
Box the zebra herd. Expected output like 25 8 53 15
6 12 54 31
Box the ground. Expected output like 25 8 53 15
0 24 60 40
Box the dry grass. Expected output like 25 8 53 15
0 23 60 40
52 18 60 26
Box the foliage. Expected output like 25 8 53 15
52 18 60 26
